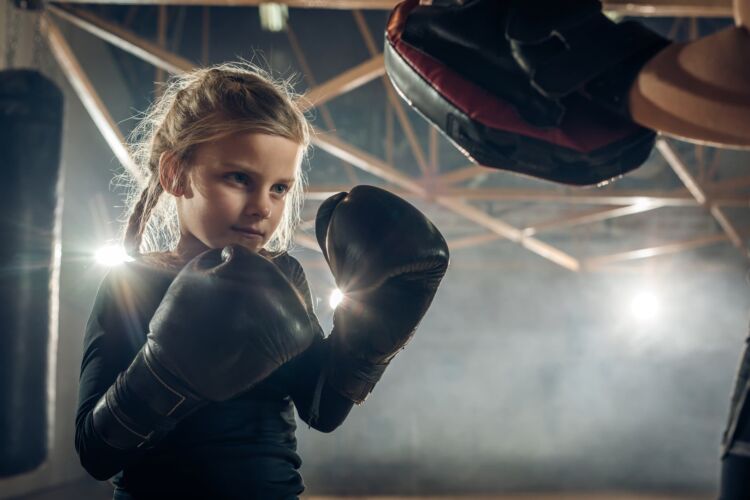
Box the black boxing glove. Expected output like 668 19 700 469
316 185 449 404
92 245 316 450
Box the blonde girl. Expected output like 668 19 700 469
75 63 354 499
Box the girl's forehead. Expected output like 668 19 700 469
206 132 300 157
192 133 302 174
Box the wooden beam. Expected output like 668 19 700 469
447 233 503 251
155 5 167 95
429 125 439 174
41 14 142 184
299 219 315 231
523 202 665 237
312 131 427 196
294 233 320 252
707 173 750 193
385 101 393 165
286 23 359 185
585 233 729 269
47 0 379 206
311 133 581 271
433 187 730 207
437 164 489 186
448 202 667 250
201 6 209 65
706 148 722 182
351 10 379 54
656 140 708 205
47 4 194 74
352 11 431 177
604 0 732 16
437 161 750 191
300 54 384 110
306 185 415 201
305 184 747 207
51 0 399 7
436 196 581 271
50 0 735 18
656 139 746 253
383 78 431 177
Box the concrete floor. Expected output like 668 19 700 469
6 477 714 500
310 497 712 500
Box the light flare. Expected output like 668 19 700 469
95 244 133 267
329 288 344 309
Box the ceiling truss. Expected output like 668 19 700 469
40 2 749 271
47 0 736 18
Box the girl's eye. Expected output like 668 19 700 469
271 184 289 195
226 172 249 185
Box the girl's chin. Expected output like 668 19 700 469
229 235 264 252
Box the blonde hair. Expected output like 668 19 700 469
120 62 311 257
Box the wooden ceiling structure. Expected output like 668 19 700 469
36 0 749 272
44 0 738 16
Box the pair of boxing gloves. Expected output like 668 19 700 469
92 186 450 450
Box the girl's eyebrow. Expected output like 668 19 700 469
220 161 256 171
220 162 295 185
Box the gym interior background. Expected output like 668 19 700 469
0 1 748 498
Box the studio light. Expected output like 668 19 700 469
259 4 289 32
95 244 133 267
329 288 344 309
630 290 659 322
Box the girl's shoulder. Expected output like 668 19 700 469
138 251 188 271
102 249 306 292
87 253 180 341
97 252 180 301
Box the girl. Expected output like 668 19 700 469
75 63 354 499
75 62 449 499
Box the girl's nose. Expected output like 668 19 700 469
246 195 272 219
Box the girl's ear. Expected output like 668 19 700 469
158 152 188 197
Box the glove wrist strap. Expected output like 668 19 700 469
92 346 205 450
324 333 389 404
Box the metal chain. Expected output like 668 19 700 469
5 2 20 68
31 11 42 68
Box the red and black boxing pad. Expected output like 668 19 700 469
384 0 668 186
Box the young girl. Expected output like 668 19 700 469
75 63 449 499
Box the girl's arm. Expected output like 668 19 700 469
75 269 152 480
281 256 355 432
288 336 356 432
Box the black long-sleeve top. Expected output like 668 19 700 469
75 252 354 499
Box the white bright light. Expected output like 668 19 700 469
633 198 654 210
95 244 133 267
630 290 659 321
259 4 288 32
329 288 344 309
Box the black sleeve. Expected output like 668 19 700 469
280 255 355 433
74 267 151 480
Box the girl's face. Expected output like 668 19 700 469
172 131 303 256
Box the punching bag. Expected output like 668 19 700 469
0 70 63 476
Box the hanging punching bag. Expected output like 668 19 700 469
0 70 63 476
